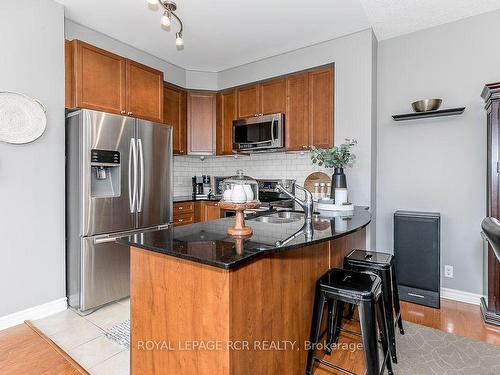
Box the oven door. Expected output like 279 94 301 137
233 113 284 151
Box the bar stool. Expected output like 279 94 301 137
306 268 394 375
339 249 404 363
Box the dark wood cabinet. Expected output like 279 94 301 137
285 73 309 150
481 82 500 325
187 92 217 155
236 85 259 118
308 66 333 148
164 85 187 155
260 78 286 115
216 89 236 155
66 39 164 122
126 60 164 123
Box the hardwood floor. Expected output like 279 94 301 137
0 322 88 375
0 299 498 374
313 299 500 374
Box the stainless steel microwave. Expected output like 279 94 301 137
232 113 284 152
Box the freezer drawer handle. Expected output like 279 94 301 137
407 292 425 299
94 237 119 244
129 138 138 213
138 138 145 212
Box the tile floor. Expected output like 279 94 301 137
32 298 130 375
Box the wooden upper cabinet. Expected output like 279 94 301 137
236 85 259 118
66 40 164 122
285 73 309 151
164 85 187 155
126 60 164 123
260 78 286 115
187 92 217 155
309 66 333 148
216 90 237 155
71 40 126 115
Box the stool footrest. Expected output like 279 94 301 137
314 357 357 375
338 327 362 337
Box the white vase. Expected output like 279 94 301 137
243 184 254 202
231 185 247 203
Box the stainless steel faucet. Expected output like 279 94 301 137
276 184 314 221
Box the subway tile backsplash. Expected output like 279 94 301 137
173 152 332 196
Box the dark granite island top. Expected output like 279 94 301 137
118 206 370 270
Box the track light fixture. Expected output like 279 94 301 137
148 1 184 48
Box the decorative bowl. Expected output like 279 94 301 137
411 99 442 112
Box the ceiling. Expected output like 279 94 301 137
360 0 500 40
57 0 500 72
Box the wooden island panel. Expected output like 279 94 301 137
131 228 366 375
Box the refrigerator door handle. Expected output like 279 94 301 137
138 138 145 212
129 138 137 213
94 236 119 244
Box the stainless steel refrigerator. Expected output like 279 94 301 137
66 109 172 314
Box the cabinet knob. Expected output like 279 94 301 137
178 219 183 222
127 112 133 116
120 110 126 115
178 207 183 210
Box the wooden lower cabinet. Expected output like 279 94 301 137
200 201 221 221
130 228 366 375
164 85 187 155
173 202 194 227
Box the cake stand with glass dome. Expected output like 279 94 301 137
219 170 260 236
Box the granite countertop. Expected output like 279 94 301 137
173 195 221 203
118 206 370 270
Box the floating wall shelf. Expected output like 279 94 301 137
392 107 465 121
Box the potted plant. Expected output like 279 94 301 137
309 139 357 198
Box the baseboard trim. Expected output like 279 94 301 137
0 298 67 331
440 287 484 306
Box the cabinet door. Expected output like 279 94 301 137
309 66 333 148
74 40 126 115
164 85 187 155
187 92 216 155
285 73 309 151
126 60 164 123
202 202 221 221
260 78 286 115
216 90 237 155
236 85 259 118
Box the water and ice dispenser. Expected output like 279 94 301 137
90 149 121 198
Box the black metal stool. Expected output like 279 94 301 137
338 249 404 363
306 268 394 375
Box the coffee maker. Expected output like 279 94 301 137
192 175 211 199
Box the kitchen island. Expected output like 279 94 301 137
118 207 370 375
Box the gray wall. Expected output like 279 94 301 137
217 30 378 243
0 0 65 316
376 10 500 294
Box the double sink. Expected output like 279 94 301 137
252 211 305 224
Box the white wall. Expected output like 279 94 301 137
376 10 500 294
0 0 65 316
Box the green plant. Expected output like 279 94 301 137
309 139 357 169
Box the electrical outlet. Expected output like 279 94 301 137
444 265 454 278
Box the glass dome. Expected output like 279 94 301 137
221 170 259 203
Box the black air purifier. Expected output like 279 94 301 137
394 211 441 308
